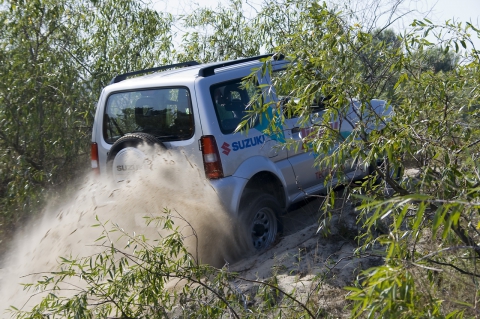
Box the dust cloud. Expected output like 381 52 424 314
0 146 252 313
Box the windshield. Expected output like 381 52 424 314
103 87 194 143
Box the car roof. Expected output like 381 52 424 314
105 55 288 91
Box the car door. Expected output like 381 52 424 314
286 103 362 197
284 109 330 194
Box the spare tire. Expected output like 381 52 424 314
106 133 165 182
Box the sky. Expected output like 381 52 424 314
154 0 480 24
154 0 480 49
415 0 479 25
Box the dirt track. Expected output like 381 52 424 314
226 194 381 317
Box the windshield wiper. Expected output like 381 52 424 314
131 129 180 141
155 135 179 140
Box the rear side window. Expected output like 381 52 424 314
271 70 326 119
103 87 194 143
210 79 256 134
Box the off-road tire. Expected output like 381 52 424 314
241 193 283 251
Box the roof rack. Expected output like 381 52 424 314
198 54 284 77
110 61 200 84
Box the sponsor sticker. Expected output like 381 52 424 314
222 135 266 155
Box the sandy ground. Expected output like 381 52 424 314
226 196 381 317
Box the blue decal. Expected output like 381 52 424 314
254 107 285 143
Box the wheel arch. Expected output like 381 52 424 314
241 171 286 212
230 155 289 215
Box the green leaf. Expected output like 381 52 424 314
432 205 447 237
412 202 426 231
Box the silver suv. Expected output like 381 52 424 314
90 55 390 250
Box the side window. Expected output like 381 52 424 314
103 87 193 143
210 79 256 134
271 70 326 119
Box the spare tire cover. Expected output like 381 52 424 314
106 133 165 182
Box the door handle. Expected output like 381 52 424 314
291 127 301 134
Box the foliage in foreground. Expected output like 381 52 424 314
11 211 322 319
242 2 480 317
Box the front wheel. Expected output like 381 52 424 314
241 193 283 251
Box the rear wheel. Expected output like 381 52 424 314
241 193 283 251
